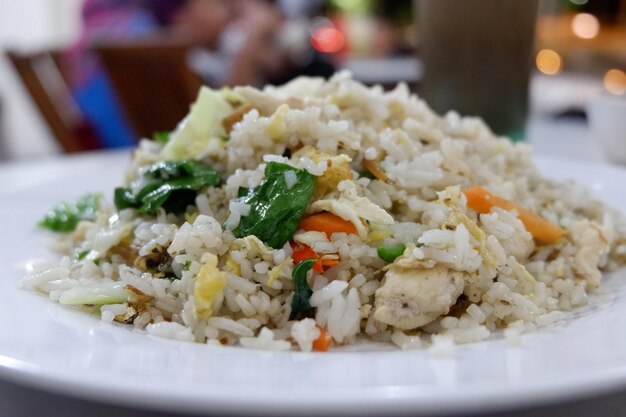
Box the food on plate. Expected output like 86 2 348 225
24 72 626 351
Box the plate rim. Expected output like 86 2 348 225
2 152 626 415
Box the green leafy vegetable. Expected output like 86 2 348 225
114 160 220 215
377 243 406 263
237 187 250 198
39 193 102 233
231 162 316 249
153 131 170 144
289 258 316 321
358 169 376 180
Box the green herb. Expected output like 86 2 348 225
237 187 249 198
164 272 180 280
114 160 220 215
377 243 406 263
184 261 193 271
153 131 170 144
39 193 102 233
231 162 316 249
358 169 375 180
76 249 101 265
289 258 316 321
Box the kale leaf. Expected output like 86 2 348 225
39 193 102 233
114 160 220 215
231 162 315 249
289 258 316 321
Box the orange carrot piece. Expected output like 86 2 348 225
320 259 339 268
290 242 324 273
299 212 357 238
362 158 390 183
313 325 333 352
462 186 566 244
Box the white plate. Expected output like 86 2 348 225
1 151 626 416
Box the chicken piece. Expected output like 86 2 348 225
234 86 283 115
570 220 609 288
373 264 465 330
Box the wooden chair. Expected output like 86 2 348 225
94 40 203 139
5 49 102 152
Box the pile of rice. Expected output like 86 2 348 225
23 72 626 351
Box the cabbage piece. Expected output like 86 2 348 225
59 282 130 305
162 87 233 160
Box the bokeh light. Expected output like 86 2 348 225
536 49 563 75
571 13 600 39
604 69 626 95
311 26 345 53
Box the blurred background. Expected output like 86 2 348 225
0 0 624 161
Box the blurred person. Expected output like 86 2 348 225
247 0 335 85
180 0 335 87
63 0 157 148
64 0 285 148
183 0 285 86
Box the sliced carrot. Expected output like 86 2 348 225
362 158 390 183
313 325 333 352
320 259 339 268
290 242 323 273
299 212 357 238
462 186 566 244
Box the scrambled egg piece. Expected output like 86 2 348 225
438 186 497 268
194 253 227 319
184 211 199 224
225 255 241 276
267 258 293 287
230 236 273 258
266 104 289 140
295 146 353 200
311 153 352 200
311 180 394 239
367 229 392 242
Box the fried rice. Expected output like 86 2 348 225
23 72 626 351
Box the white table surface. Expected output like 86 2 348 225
1 118 625 417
